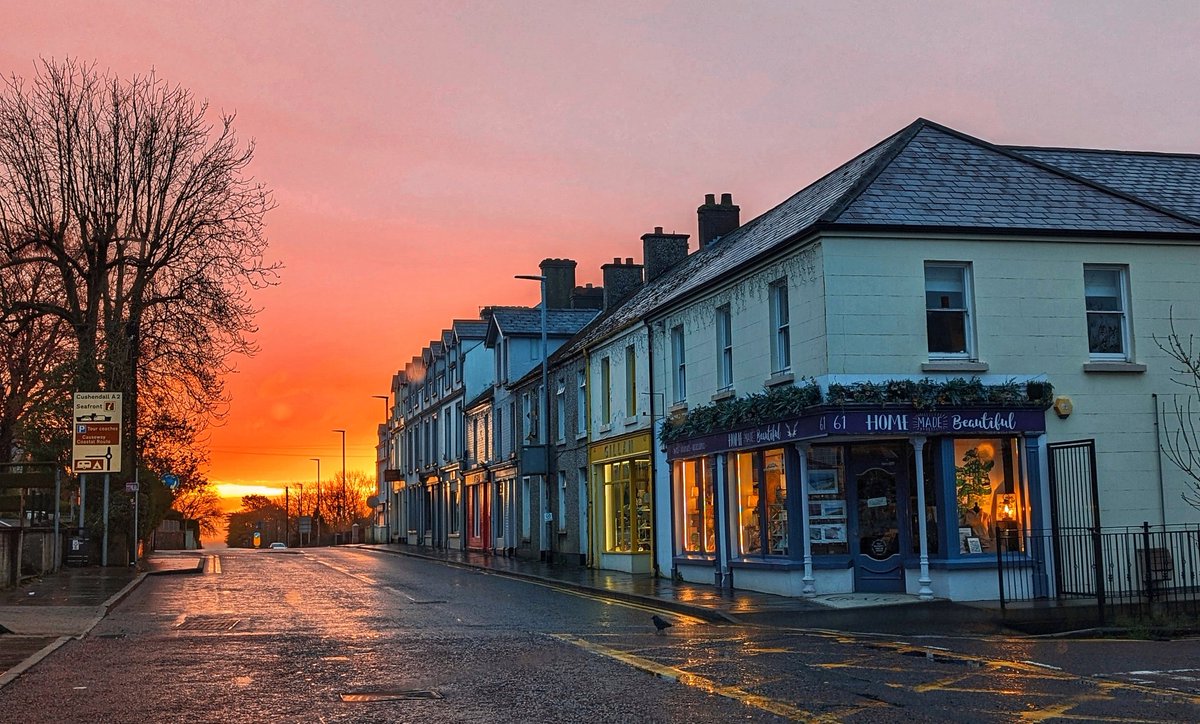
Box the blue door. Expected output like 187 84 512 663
850 444 909 593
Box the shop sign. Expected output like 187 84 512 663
589 432 652 464
666 407 1047 459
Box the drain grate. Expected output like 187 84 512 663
340 689 443 703
174 616 241 631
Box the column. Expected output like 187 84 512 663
795 442 815 597
713 453 729 588
912 436 933 600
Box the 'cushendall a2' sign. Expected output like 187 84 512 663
665 407 1046 459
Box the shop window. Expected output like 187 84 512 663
925 262 973 358
1084 265 1130 359
676 457 715 554
729 449 788 557
520 477 530 541
450 488 460 534
909 443 939 555
806 446 849 555
954 438 1025 555
601 458 652 553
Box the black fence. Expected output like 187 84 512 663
996 522 1200 625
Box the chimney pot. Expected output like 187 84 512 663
697 192 741 250
654 226 663 234
613 257 620 264
705 193 715 205
625 257 634 265
720 193 733 205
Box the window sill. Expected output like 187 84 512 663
764 372 794 388
598 424 613 434
576 432 588 442
1083 361 1146 374
667 402 688 416
922 360 989 373
623 416 638 427
711 389 736 403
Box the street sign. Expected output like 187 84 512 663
72 392 122 473
163 474 180 490
298 516 312 534
125 482 139 493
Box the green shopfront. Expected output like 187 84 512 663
667 406 1048 601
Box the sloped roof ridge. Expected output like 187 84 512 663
913 119 1200 228
1005 143 1200 161
817 118 927 222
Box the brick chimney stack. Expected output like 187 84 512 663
697 193 740 250
601 257 644 312
641 226 690 283
539 258 577 310
571 283 604 310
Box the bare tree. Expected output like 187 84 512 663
171 483 223 538
1156 314 1200 509
0 58 278 476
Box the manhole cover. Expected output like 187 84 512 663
175 616 241 631
340 689 443 702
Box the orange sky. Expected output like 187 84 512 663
5 1 1200 493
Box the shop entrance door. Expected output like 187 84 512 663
849 443 909 592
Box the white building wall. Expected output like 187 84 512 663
821 233 1200 527
588 325 652 441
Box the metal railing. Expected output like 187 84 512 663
997 522 1200 624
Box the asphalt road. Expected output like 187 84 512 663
1 547 1198 722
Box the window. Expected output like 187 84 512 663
728 449 788 557
769 280 790 373
670 325 686 404
1084 266 1130 359
676 458 714 554
521 392 533 444
521 476 530 541
925 263 973 357
716 305 733 390
557 470 567 529
556 380 566 443
954 438 1026 555
576 370 587 436
625 344 636 418
599 357 612 424
600 458 652 553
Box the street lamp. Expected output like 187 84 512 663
333 429 347 531
371 394 389 421
309 457 321 544
515 272 551 561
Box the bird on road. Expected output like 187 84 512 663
651 614 673 635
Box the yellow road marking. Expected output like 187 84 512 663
511 577 708 624
551 633 832 722
206 555 222 574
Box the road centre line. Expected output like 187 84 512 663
550 633 832 722
311 558 377 586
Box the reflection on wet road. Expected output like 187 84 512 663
0 547 1196 722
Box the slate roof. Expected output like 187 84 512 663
452 319 489 340
488 307 600 340
559 118 1200 357
1006 146 1200 221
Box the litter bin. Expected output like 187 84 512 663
66 535 90 566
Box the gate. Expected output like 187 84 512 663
1046 440 1104 607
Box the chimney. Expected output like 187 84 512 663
601 257 644 312
641 226 690 282
571 283 604 310
697 192 740 250
538 258 576 310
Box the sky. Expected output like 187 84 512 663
4 0 1199 497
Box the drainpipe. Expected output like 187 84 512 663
584 349 595 569
646 321 662 579
1152 393 1166 526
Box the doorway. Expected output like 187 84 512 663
849 443 909 592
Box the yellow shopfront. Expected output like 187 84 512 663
590 432 654 574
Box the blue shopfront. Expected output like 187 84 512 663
667 406 1047 601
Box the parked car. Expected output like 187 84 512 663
268 542 287 550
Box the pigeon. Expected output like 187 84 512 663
651 614 673 635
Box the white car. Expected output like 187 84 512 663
268 542 287 550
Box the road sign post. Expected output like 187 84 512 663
72 392 122 473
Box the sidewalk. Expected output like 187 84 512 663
0 551 205 689
357 543 1011 636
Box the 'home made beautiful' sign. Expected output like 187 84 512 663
665 407 1046 459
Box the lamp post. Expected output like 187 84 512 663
515 273 551 561
333 429 347 536
309 457 321 545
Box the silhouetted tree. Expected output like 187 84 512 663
1156 315 1200 509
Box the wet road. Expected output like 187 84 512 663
1 547 1199 722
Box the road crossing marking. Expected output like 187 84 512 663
550 633 833 722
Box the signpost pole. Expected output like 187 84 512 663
79 472 86 538
133 472 140 565
102 473 110 566
54 468 61 569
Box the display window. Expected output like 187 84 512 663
676 457 715 554
806 446 849 555
729 448 788 557
953 438 1025 555
600 458 652 553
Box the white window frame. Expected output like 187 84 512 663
556 380 566 443
576 369 587 436
600 357 612 424
769 279 791 373
716 305 733 390
670 325 686 404
625 344 636 418
1084 264 1132 360
924 262 975 360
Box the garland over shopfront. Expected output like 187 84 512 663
661 378 1054 458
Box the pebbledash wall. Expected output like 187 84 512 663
650 232 1200 601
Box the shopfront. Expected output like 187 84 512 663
667 406 1047 600
590 431 654 574
464 469 491 552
